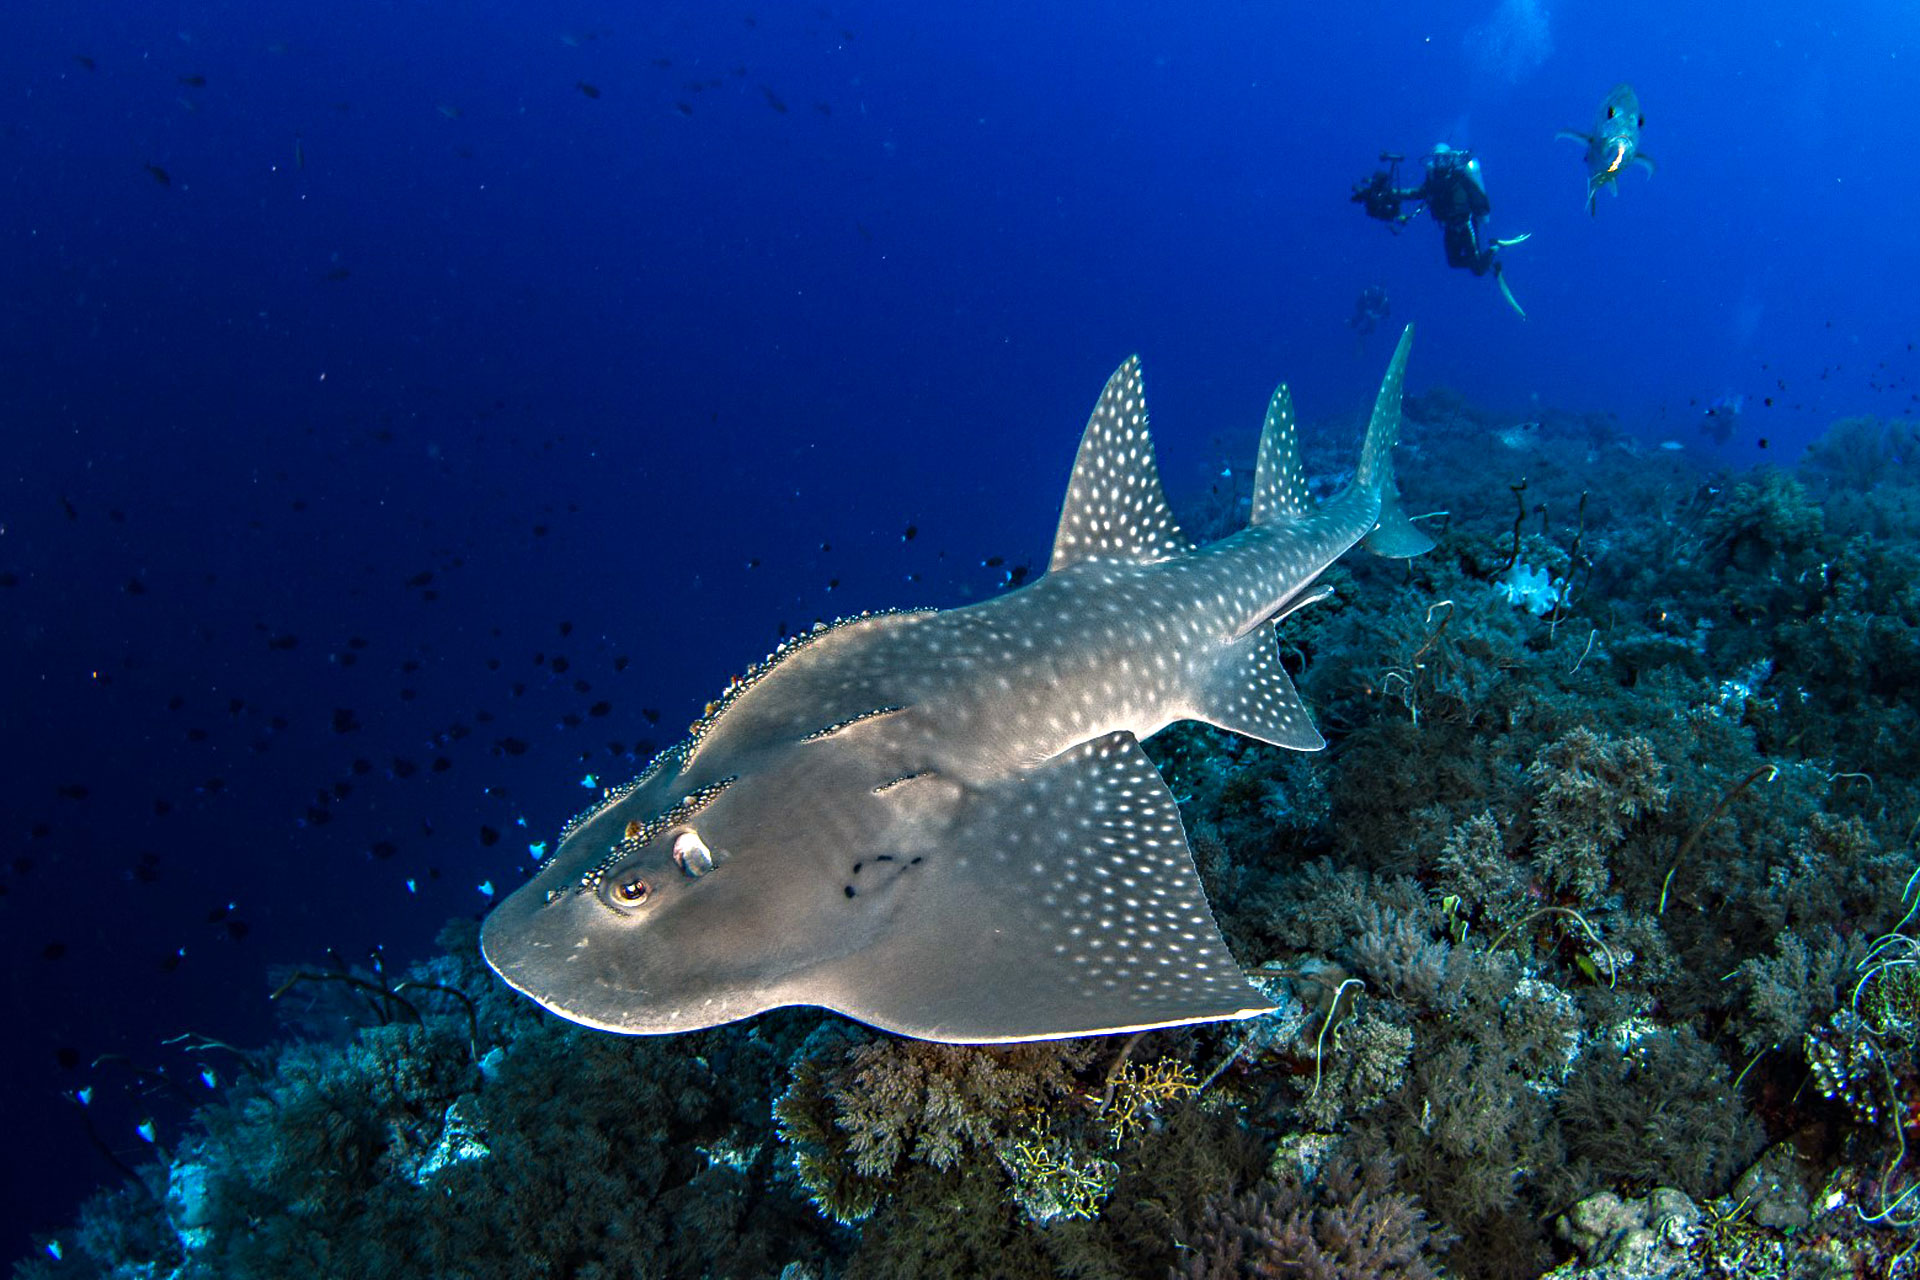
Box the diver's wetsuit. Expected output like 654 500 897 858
1348 285 1390 336
1422 151 1496 276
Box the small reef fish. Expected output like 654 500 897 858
482 329 1432 1043
1557 83 1654 215
1494 421 1542 451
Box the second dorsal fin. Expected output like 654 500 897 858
1049 356 1191 573
1250 383 1313 526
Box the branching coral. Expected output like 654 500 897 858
1802 414 1920 496
1175 1151 1450 1280
1433 810 1533 939
1296 1006 1414 1132
996 1118 1117 1224
1525 727 1670 902
1699 469 1825 574
1728 927 1857 1055
1348 902 1461 1009
774 1023 1099 1224
1099 1058 1199 1148
1554 1025 1763 1198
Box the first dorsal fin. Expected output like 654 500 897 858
1250 383 1312 525
1049 356 1190 573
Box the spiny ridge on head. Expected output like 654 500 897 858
685 607 934 741
558 607 937 852
557 740 690 851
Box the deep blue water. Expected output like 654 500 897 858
3 0 1915 1256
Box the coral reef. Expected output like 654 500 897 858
20 922 840 1280
26 393 1920 1280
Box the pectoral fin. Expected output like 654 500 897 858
823 732 1275 1042
1191 624 1325 750
1365 481 1437 558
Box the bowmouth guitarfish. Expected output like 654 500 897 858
482 327 1430 1043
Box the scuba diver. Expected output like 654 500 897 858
1347 285 1390 355
1350 146 1531 317
1348 284 1391 337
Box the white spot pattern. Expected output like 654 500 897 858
1250 383 1313 525
979 731 1263 1019
1048 356 1191 573
1193 626 1324 750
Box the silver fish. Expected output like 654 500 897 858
1557 83 1654 215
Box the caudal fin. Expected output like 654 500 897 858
1355 325 1435 558
1353 325 1410 490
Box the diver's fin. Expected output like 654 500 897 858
1494 232 1531 249
1498 269 1527 320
